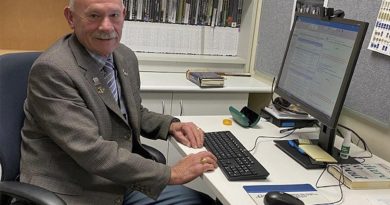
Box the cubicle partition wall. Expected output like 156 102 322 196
254 0 390 125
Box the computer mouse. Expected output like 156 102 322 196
264 191 304 205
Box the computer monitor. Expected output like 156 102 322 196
274 13 368 168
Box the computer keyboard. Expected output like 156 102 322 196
204 131 269 181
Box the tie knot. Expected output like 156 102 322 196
106 56 113 64
103 57 115 73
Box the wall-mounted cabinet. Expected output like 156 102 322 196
119 0 259 72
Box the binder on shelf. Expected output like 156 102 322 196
123 0 243 27
120 0 248 56
186 70 224 88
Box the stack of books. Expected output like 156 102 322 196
186 70 224 88
328 163 390 189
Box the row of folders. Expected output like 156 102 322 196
123 0 244 28
121 21 239 56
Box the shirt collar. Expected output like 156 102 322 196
87 50 113 69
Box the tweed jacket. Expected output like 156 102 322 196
20 34 174 205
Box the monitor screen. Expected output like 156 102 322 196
274 14 368 164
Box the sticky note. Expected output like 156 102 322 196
299 144 337 163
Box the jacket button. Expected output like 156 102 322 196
114 198 122 204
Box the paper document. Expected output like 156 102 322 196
299 144 337 163
243 184 329 205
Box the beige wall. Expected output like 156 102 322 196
0 0 71 51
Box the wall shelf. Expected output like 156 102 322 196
136 52 246 64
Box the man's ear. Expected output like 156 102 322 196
122 7 126 19
64 7 75 29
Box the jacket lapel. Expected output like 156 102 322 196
68 35 127 123
113 50 139 133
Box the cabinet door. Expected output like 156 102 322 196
140 92 173 115
171 92 249 116
139 92 173 159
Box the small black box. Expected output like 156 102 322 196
260 107 317 128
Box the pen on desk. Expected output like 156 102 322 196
280 126 310 133
215 72 251 77
280 127 297 133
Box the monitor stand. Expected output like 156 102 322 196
274 140 360 169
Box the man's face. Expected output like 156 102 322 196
65 0 125 56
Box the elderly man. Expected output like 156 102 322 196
20 0 217 204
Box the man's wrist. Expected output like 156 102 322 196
168 118 180 135
171 118 180 123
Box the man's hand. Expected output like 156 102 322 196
169 122 204 148
168 151 218 185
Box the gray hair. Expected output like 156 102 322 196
68 0 124 10
68 0 75 10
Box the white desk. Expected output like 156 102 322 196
170 116 390 205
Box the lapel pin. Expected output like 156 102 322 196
123 69 128 76
93 77 101 86
97 87 105 94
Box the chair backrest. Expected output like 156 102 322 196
0 52 41 181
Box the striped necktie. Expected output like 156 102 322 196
103 57 118 102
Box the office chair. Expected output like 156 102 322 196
0 52 166 205
0 52 65 205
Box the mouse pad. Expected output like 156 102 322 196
243 184 330 204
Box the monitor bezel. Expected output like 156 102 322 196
274 13 369 130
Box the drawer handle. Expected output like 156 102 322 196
180 100 183 116
162 100 165 115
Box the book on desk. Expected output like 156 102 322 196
328 163 390 189
186 70 224 88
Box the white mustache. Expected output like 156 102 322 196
93 32 117 40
